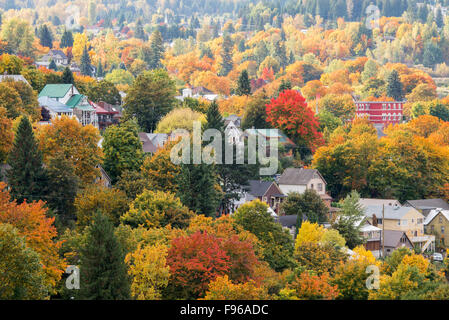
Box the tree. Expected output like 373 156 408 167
48 59 57 71
331 258 372 300
386 70 404 101
121 189 193 229
124 69 176 132
0 182 65 294
281 272 339 300
332 191 366 249
155 107 206 133
0 107 13 163
6 116 48 203
233 200 294 272
37 116 102 184
38 24 53 48
148 29 164 69
166 231 230 299
204 100 224 131
102 119 144 184
74 184 129 229
0 223 48 299
203 275 268 300
266 89 323 155
79 211 130 300
281 189 329 224
46 153 80 225
134 19 147 41
125 243 170 300
60 29 74 48
219 35 233 76
80 45 92 76
62 67 75 84
294 242 347 275
86 80 121 105
236 70 251 96
1 18 34 57
295 221 326 247
241 95 270 130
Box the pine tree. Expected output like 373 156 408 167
61 30 74 48
134 19 147 40
204 100 224 131
236 70 251 96
62 67 75 84
80 45 92 76
386 69 404 101
219 35 233 76
436 7 444 28
6 116 48 203
38 24 53 48
79 211 130 300
148 29 164 69
97 59 104 78
278 79 292 94
48 59 57 71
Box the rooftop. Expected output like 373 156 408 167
278 167 326 186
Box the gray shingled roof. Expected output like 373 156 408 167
247 180 274 197
278 167 326 185
276 215 298 228
405 199 449 211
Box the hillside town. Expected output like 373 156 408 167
0 0 449 303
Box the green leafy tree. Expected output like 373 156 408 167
0 223 48 299
6 116 48 203
102 119 144 184
233 200 295 272
79 211 130 300
86 80 121 105
124 69 176 132
332 190 366 249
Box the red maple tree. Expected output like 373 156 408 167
266 89 324 152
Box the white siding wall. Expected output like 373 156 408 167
279 184 307 195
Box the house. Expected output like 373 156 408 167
36 49 69 68
138 132 171 154
354 100 405 128
243 180 285 213
225 119 244 146
359 198 401 208
96 165 112 188
91 101 120 130
0 74 30 86
424 209 449 248
175 86 219 102
360 224 382 258
245 129 296 157
224 115 241 128
364 205 435 252
276 214 299 238
404 199 449 217
278 167 332 207
383 230 414 256
38 96 74 121
39 84 98 127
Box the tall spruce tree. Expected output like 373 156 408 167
38 24 53 48
236 70 251 96
134 19 147 40
219 35 233 76
48 59 57 71
6 116 48 203
60 29 74 48
62 67 75 84
80 45 92 76
148 29 164 69
386 69 404 101
79 211 130 300
204 100 224 131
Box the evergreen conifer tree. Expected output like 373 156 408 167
80 45 92 76
6 116 48 203
62 67 75 84
386 69 404 101
236 70 251 96
79 211 130 300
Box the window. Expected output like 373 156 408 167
440 216 443 224
402 219 408 226
317 183 323 192
442 227 445 234
417 218 423 224
377 218 383 224
311 183 314 190
431 225 434 232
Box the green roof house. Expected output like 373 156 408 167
39 84 98 127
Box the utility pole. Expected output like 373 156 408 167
382 204 385 258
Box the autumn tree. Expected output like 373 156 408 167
0 182 66 294
203 275 269 300
280 272 339 300
241 94 271 130
124 69 176 132
266 89 323 157
37 116 102 184
166 231 230 299
103 119 144 184
86 80 121 105
281 189 329 226
121 189 193 229
0 107 13 163
74 184 129 229
125 243 170 300
79 211 130 300
0 223 48 299
155 107 206 133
